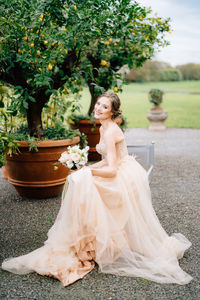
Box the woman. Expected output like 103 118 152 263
2 92 192 286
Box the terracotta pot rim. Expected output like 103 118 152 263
76 117 122 125
16 136 80 148
75 119 100 125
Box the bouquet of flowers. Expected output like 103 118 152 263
58 145 89 170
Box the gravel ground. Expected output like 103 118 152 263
0 128 199 300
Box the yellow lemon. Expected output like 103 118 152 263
38 68 42 71
165 24 169 28
30 28 33 33
73 5 77 10
168 29 172 34
44 40 48 45
35 59 38 63
58 42 62 46
21 26 24 30
74 80 77 84
64 49 68 54
18 49 22 53
51 42 55 47
114 43 117 46
37 50 40 55
48 63 53 70
39 14 44 22
49 105 54 109
101 60 107 66
157 18 161 24
105 41 110 45
109 38 113 43
139 16 143 21
114 87 118 93
132 32 136 36
30 42 34 47
23 35 28 41
36 30 39 34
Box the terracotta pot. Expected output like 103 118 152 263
6 136 80 199
72 118 122 161
72 120 101 161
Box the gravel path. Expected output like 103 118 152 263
0 128 199 300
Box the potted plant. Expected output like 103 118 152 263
0 84 83 199
147 88 168 130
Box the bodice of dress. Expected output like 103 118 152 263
96 138 128 160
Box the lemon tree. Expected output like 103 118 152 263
81 1 171 114
0 0 171 137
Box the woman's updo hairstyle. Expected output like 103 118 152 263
97 91 122 120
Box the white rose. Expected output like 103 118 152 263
59 156 66 164
71 153 80 163
66 160 74 169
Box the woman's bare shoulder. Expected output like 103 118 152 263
105 123 124 143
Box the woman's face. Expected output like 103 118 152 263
94 97 113 120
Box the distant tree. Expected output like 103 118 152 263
176 63 200 80
126 60 171 82
159 68 182 81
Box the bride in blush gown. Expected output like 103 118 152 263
2 92 192 286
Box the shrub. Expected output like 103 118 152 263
148 89 164 106
159 68 182 81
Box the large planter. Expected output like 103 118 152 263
72 118 122 161
72 120 101 161
147 108 168 131
5 136 80 199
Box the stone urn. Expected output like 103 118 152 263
147 106 168 131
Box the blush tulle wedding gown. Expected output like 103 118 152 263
1 138 192 286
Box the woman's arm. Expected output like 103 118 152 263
89 159 107 169
90 131 117 178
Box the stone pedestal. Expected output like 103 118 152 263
147 109 168 131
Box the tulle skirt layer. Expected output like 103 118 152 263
1 155 192 286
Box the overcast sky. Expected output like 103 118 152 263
137 0 200 66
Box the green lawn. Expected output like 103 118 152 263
78 81 200 128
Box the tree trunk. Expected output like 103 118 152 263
88 82 97 115
26 101 44 138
